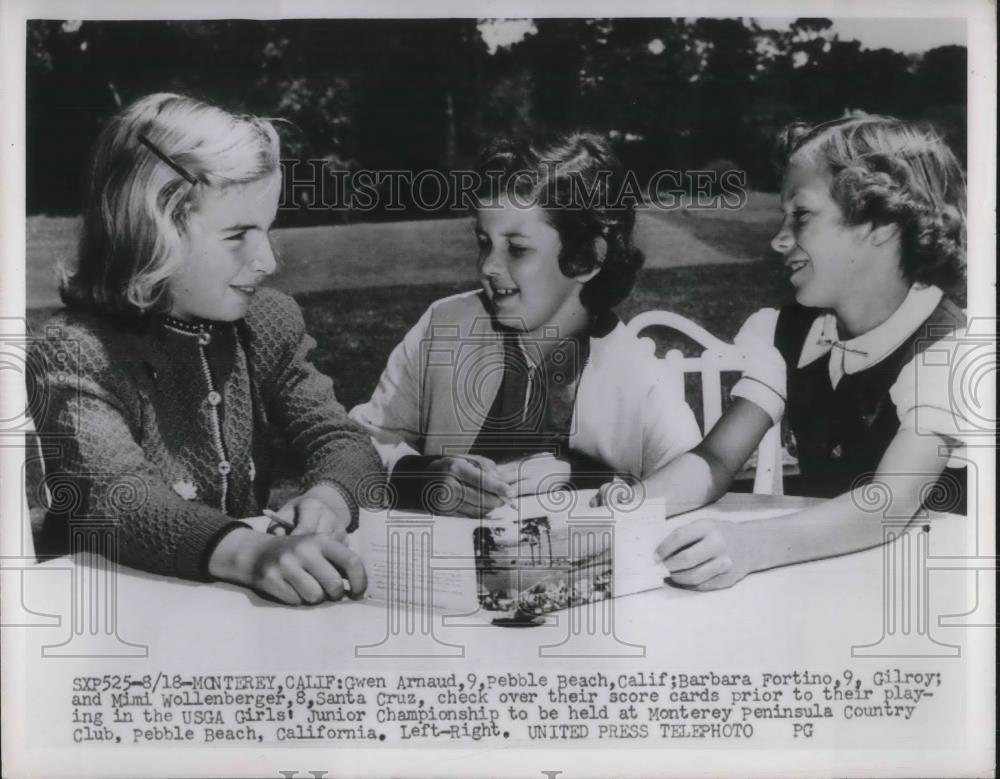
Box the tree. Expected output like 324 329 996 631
519 520 542 564
25 18 970 216
916 46 967 162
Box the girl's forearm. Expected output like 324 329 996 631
748 430 952 572
748 489 923 572
641 451 731 518
640 398 775 518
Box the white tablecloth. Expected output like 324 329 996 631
2 494 991 778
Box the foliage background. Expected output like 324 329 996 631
27 18 967 221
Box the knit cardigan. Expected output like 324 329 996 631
30 287 382 581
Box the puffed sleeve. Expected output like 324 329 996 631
246 290 384 520
730 307 786 424
30 323 244 581
890 326 980 457
349 302 437 470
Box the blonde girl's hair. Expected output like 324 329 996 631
778 114 966 291
61 93 281 318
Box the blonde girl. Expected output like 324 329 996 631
32 93 380 605
639 115 970 589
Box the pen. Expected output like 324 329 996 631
263 508 295 532
457 455 516 509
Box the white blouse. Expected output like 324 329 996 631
350 291 702 480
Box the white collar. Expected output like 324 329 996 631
798 285 944 388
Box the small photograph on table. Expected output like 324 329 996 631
473 516 613 623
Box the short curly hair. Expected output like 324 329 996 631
777 115 966 291
472 133 645 313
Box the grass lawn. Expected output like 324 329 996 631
25 192 781 309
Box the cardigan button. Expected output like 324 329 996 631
207 391 222 406
218 460 232 475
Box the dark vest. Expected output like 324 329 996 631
775 297 966 513
470 310 617 466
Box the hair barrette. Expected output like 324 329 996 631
138 134 198 185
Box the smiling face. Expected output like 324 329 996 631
474 197 593 339
167 171 281 322
771 155 874 310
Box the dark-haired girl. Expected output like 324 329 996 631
351 133 700 516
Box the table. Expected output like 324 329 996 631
2 494 991 778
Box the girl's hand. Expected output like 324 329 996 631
589 477 644 508
423 455 514 517
273 484 352 538
655 518 757 591
208 529 366 605
496 453 572 498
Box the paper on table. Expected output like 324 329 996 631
612 506 674 591
350 491 692 619
254 499 800 599
349 508 481 611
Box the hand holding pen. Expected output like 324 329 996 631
262 508 349 543
262 508 295 535
423 454 515 517
495 452 572 498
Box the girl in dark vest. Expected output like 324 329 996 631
631 115 970 590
